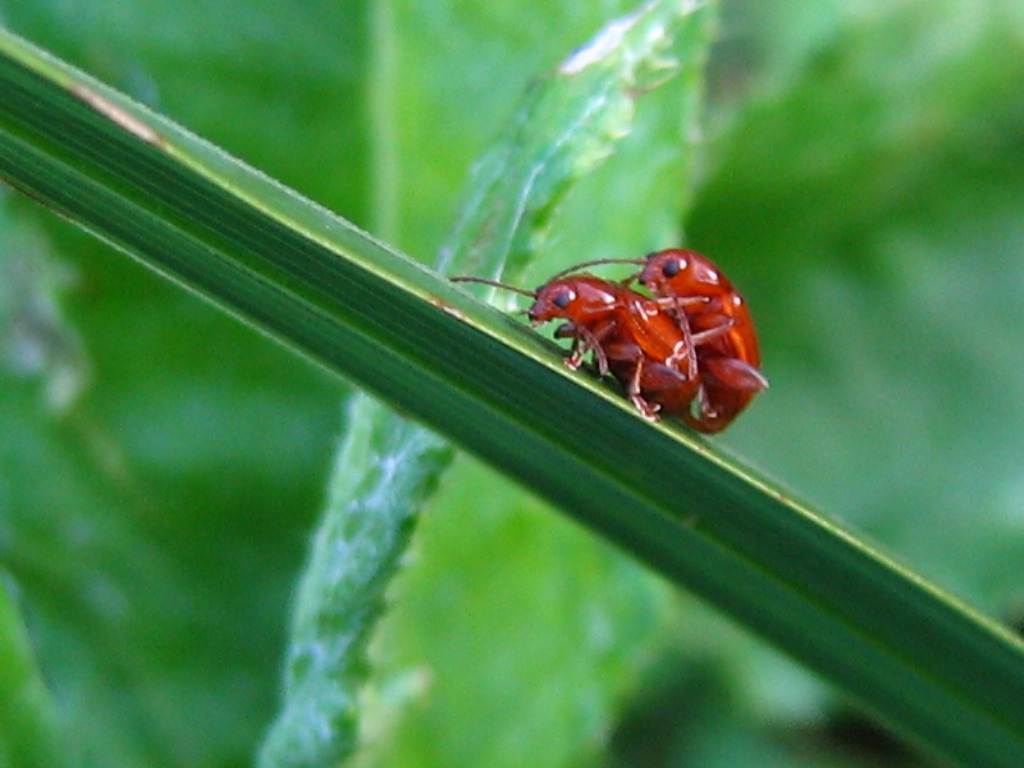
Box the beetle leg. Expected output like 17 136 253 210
654 295 709 312
689 313 737 347
672 310 699 380
681 384 723 433
566 343 584 370
567 325 609 375
653 297 736 347
663 339 697 381
659 307 736 345
690 316 736 345
627 357 661 421
553 323 587 370
566 341 586 371
583 322 619 375
601 342 663 420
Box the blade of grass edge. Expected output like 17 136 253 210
260 2 714 765
0 25 1024 768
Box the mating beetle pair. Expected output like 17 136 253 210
454 249 767 433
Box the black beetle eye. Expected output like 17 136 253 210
553 289 572 309
662 258 681 278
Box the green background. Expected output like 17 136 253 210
1 1 1023 766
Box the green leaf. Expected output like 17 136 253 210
258 400 451 768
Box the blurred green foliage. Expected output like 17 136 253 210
1 1 1023 767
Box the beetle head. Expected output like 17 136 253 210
527 275 620 326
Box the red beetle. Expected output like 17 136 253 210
453 272 706 420
637 249 768 433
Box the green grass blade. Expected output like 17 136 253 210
1 24 1024 768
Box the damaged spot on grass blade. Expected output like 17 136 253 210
427 296 467 321
71 83 165 147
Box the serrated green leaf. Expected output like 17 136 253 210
259 400 450 768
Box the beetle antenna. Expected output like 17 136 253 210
450 275 537 297
547 258 644 282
